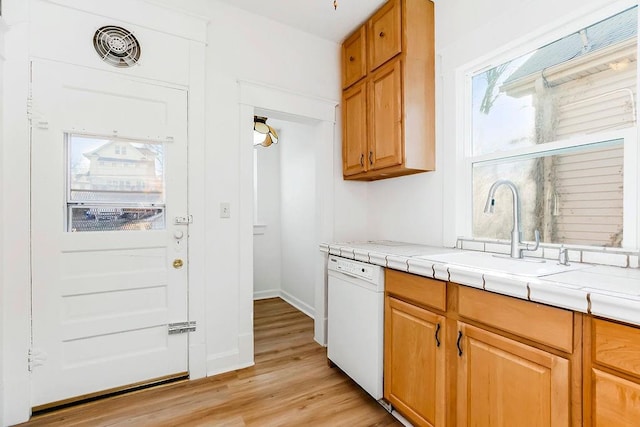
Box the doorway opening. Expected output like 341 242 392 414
238 81 337 369
253 117 318 316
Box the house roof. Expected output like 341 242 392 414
83 141 157 161
503 7 637 85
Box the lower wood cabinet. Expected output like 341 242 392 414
456 322 570 426
385 296 445 427
585 317 640 426
384 271 581 426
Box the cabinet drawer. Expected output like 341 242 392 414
457 286 574 353
385 269 446 312
368 0 401 71
593 318 640 378
342 26 367 89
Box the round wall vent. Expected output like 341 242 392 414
93 25 141 68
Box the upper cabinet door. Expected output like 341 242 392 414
369 59 403 171
368 0 402 71
342 26 367 89
342 80 368 176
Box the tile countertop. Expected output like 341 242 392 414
320 241 640 327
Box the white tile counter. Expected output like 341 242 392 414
321 240 640 327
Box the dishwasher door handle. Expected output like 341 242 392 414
331 270 368 282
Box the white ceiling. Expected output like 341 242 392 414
213 0 387 43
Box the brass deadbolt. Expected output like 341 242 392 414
173 259 184 269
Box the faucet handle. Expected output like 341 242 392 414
558 247 570 266
525 229 540 253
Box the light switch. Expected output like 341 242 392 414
220 202 231 218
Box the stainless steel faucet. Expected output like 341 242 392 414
484 179 540 259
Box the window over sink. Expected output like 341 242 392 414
466 6 638 248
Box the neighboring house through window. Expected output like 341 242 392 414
466 6 638 248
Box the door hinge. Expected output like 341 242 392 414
27 97 49 129
28 348 47 372
168 321 196 335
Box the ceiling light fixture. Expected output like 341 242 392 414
334 0 338 10
253 116 279 147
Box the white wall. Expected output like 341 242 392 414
278 120 317 315
253 143 282 298
0 16 6 427
332 105 370 242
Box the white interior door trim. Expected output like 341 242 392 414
238 80 337 357
186 39 207 381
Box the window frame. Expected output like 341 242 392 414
454 0 640 249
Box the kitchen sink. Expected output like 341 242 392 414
415 251 591 277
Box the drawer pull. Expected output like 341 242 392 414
360 153 364 167
369 150 373 165
435 323 441 348
457 331 463 356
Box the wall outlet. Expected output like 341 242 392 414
220 202 231 218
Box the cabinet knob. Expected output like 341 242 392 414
349 55 355 62
379 31 385 38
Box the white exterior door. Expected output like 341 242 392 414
30 60 190 408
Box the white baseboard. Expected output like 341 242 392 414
237 332 254 367
206 348 254 377
253 289 280 300
253 289 315 319
279 290 314 319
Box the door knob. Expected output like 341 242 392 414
173 259 184 269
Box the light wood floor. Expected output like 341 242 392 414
21 297 400 426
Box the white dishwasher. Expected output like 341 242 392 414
327 255 384 400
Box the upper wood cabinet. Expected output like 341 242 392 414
368 0 402 71
341 0 435 180
342 26 367 89
369 59 403 171
342 80 368 176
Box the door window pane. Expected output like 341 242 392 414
67 134 166 232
